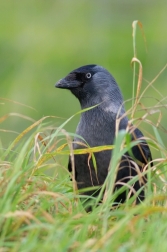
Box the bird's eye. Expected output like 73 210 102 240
85 73 92 79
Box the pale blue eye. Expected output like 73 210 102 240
86 73 91 79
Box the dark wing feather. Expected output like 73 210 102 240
132 127 153 167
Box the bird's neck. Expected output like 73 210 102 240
80 97 126 118
76 105 128 147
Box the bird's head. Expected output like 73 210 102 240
55 64 125 114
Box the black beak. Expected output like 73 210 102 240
55 78 70 89
55 77 80 90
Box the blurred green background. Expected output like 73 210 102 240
0 0 167 156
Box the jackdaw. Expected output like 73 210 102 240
55 64 152 209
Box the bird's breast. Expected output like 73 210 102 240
74 111 116 148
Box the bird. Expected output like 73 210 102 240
55 64 152 210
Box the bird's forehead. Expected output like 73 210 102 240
70 64 98 74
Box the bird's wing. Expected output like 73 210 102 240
68 157 72 172
131 127 153 167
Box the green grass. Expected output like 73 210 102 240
1 21 167 252
0 113 167 252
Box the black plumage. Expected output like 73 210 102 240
55 64 152 208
